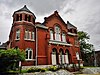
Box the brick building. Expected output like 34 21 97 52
7 5 83 66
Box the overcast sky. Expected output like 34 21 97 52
0 0 100 50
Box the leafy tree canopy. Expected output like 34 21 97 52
78 31 95 66
0 48 25 71
78 31 94 53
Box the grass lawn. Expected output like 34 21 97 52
76 74 100 75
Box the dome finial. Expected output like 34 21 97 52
24 5 26 8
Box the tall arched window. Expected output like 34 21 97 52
62 32 66 42
20 14 22 21
50 30 53 40
26 48 33 60
25 30 35 40
55 25 61 41
16 29 20 40
32 31 34 40
25 14 27 21
28 15 31 22
16 14 19 21
52 48 57 65
76 52 80 60
59 49 64 64
65 50 69 64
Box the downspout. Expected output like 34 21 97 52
35 26 38 66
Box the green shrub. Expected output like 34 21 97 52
21 69 28 73
25 66 58 73
27 67 41 73
40 68 47 72
0 49 25 72
48 66 58 71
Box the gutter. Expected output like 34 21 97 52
35 24 48 66
35 26 38 66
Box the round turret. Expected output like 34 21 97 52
13 5 36 24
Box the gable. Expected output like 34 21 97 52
43 11 68 31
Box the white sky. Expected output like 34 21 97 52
0 0 100 50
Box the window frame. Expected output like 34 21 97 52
16 14 19 21
55 25 61 41
15 29 20 40
76 52 80 60
32 31 35 40
50 29 54 40
25 48 33 60
24 30 35 41
25 14 31 22
62 32 66 42
75 37 79 45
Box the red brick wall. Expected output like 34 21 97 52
36 28 48 65
8 10 81 66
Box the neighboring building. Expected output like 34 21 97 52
95 50 100 66
7 5 83 66
0 42 8 50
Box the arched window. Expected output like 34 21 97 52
59 49 64 64
25 30 29 39
76 52 80 60
25 14 27 21
16 29 20 40
25 30 35 40
25 14 31 22
75 37 79 45
32 31 34 40
74 29 77 34
26 48 33 60
62 32 66 42
28 15 31 22
55 25 61 41
16 14 19 21
50 29 53 40
52 48 57 65
65 50 69 64
20 14 22 21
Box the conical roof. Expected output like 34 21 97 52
13 5 36 19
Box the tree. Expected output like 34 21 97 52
78 31 94 66
0 48 25 72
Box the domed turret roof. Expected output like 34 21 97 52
13 5 36 19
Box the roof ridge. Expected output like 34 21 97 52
13 5 36 19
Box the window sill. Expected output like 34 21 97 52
24 39 35 41
50 40 66 43
75 45 79 47
25 59 36 61
49 40 72 46
15 39 20 41
68 32 77 36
